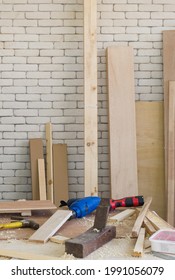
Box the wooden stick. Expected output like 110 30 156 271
132 197 152 237
132 227 146 257
110 209 135 222
143 217 156 236
84 0 98 196
38 159 47 200
45 122 54 202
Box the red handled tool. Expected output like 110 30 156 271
110 195 144 210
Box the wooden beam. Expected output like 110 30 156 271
132 227 146 257
45 122 54 202
84 0 98 196
132 197 152 237
107 46 138 198
29 210 72 243
53 144 69 207
167 81 175 226
38 159 47 200
143 217 156 236
29 138 44 200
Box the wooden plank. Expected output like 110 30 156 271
146 210 174 230
53 144 69 207
109 209 135 222
0 249 60 260
163 30 175 219
136 101 166 219
29 138 44 200
29 210 72 243
132 197 152 237
107 46 138 199
38 159 47 200
143 217 156 236
50 235 69 244
45 122 54 202
0 200 56 214
84 0 98 196
132 227 146 257
167 81 175 226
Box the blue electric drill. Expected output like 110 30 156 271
60 196 101 219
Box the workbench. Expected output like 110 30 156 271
0 210 161 260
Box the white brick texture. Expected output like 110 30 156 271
0 0 174 200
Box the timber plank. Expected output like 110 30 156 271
109 209 135 222
132 227 146 257
0 200 57 214
146 210 174 230
29 210 72 243
53 144 69 207
45 122 54 202
107 46 138 198
29 138 44 200
38 159 47 200
0 249 60 260
84 0 98 196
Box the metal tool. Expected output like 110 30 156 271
0 216 39 230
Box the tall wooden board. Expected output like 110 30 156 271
38 159 47 200
53 144 69 207
167 81 175 226
163 30 175 218
136 102 166 219
84 0 98 196
107 46 138 199
29 138 44 200
45 122 54 202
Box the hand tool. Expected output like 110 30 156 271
0 217 39 230
65 199 116 258
60 195 144 218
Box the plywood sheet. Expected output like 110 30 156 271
107 46 138 199
53 144 69 207
84 0 98 196
29 139 44 200
136 101 166 219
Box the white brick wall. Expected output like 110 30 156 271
0 0 174 200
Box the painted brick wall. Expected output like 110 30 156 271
0 0 174 200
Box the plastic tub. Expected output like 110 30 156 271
149 229 175 254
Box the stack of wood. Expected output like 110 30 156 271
29 122 69 207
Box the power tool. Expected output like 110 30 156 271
60 195 144 218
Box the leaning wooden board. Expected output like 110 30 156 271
136 101 166 219
29 210 72 243
107 46 138 198
163 30 175 220
0 200 56 214
167 81 175 226
29 138 44 200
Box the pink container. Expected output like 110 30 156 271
149 229 175 254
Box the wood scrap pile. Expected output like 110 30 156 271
109 196 174 258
